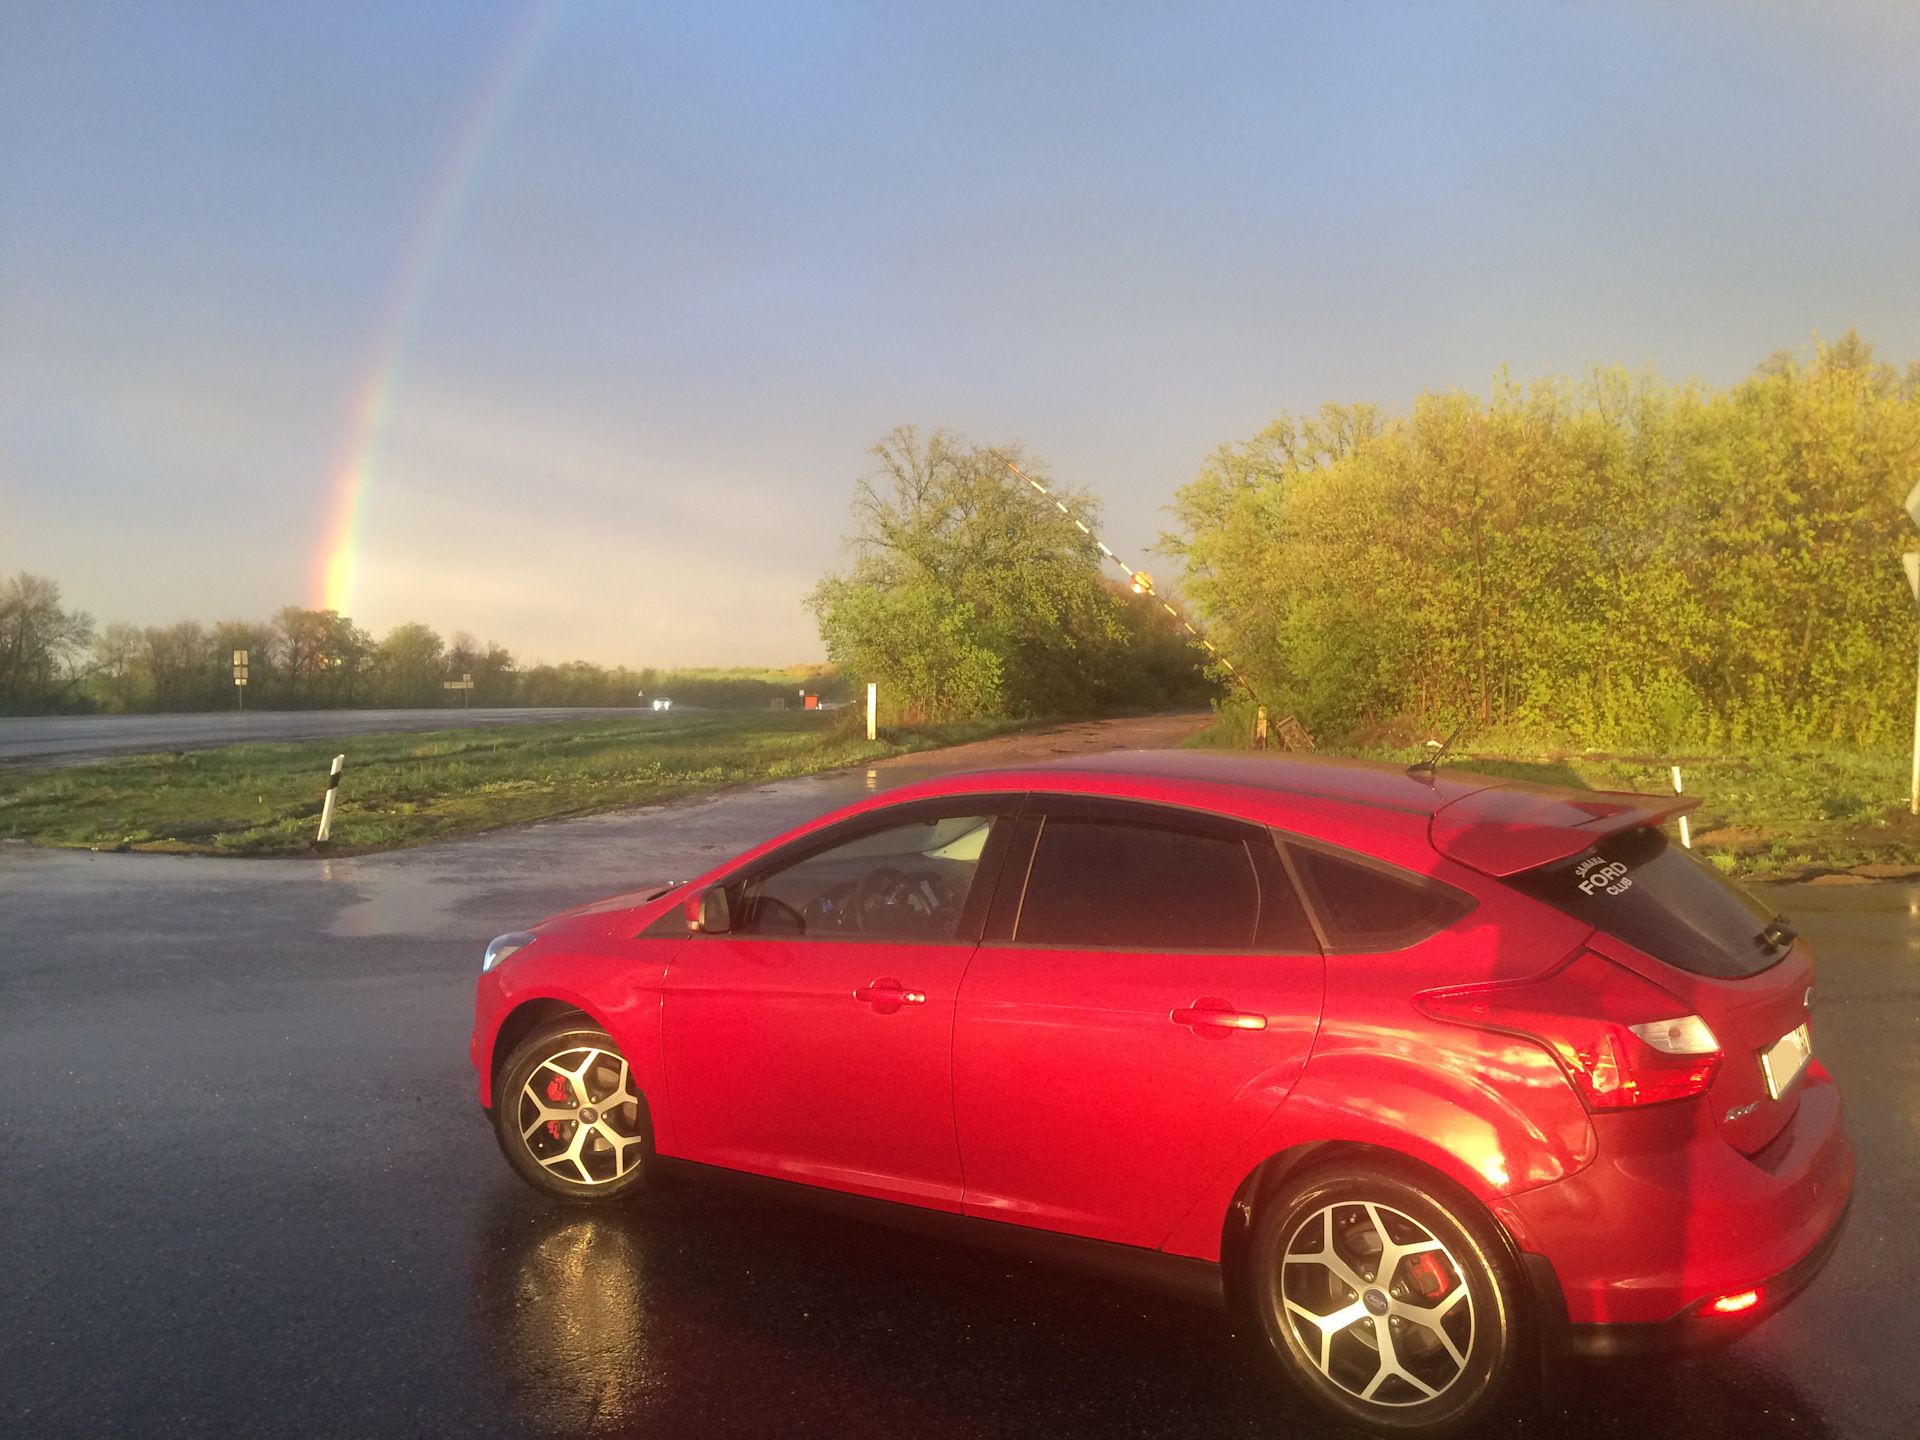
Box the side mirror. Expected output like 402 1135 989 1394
689 885 732 934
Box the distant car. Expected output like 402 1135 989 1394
470 751 1852 1437
650 697 672 712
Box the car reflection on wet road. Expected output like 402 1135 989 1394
1 769 1913 1439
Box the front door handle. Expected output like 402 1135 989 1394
1171 998 1267 1033
856 978 926 1013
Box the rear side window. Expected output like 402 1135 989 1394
1284 841 1476 953
1506 826 1788 978
1014 817 1316 952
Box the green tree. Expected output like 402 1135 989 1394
0 573 95 711
808 426 1141 719
811 575 1004 721
373 622 446 708
447 632 517 706
86 622 147 713
273 606 374 708
142 622 213 712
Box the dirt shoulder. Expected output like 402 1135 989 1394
870 710 1214 771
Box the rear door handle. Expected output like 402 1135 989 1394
1171 1000 1267 1031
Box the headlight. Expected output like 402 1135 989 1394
483 931 536 973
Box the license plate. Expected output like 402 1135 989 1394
1760 1022 1812 1100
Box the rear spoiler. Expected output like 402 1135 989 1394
1430 784 1699 878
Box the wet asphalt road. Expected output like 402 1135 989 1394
0 708 677 769
1 770 1915 1440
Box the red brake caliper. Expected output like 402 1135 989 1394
544 1071 572 1139
1406 1252 1452 1300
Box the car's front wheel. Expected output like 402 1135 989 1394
494 1021 651 1201
1249 1159 1524 1438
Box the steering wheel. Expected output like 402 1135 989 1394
906 868 960 918
851 866 960 938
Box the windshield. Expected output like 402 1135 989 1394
1506 826 1790 978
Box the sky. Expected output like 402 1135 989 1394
4 0 1919 668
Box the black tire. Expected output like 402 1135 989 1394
1249 1159 1524 1438
494 1021 651 1202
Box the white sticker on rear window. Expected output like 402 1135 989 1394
1574 855 1633 898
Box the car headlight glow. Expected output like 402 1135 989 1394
483 931 536 973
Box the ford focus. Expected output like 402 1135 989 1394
469 751 1852 1437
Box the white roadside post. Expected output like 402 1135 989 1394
867 683 877 741
316 755 345 842
1671 765 1690 848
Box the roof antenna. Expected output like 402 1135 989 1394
1407 722 1468 781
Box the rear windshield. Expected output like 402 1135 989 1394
1506 826 1790 978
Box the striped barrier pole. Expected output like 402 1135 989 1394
317 755 345 843
988 450 1261 704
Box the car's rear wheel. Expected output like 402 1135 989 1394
495 1021 651 1201
1249 1159 1523 1438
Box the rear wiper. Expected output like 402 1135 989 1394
1762 916 1797 950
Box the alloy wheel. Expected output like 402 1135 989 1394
513 1044 647 1187
1278 1200 1475 1407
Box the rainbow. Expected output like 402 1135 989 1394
313 0 562 616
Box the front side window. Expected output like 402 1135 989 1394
733 813 999 941
1014 816 1315 952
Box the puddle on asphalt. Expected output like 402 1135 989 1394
323 861 470 937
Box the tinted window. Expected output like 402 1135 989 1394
734 813 996 942
1287 843 1475 952
1016 819 1259 950
1506 826 1788 978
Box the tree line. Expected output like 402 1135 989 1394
19 329 1909 744
811 334 1920 748
1159 331 1920 748
0 583 833 714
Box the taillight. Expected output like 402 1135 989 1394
1418 951 1722 1109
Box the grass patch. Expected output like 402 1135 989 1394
0 711 1032 858
1181 719 1920 880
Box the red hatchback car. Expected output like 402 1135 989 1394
470 751 1852 1437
